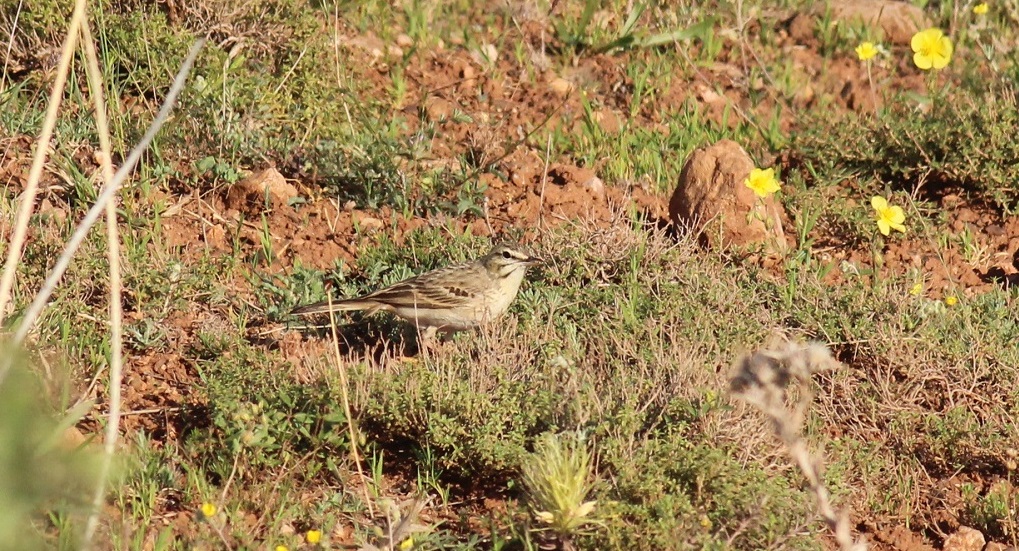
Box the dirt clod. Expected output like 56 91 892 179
226 167 298 212
817 0 930 44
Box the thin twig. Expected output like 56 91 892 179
326 293 375 517
0 0 25 90
78 14 125 548
0 0 86 326
537 133 552 231
729 342 867 551
219 452 242 505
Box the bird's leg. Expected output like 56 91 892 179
412 325 440 358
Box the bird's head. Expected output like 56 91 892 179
482 243 543 278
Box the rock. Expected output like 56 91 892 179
549 77 575 97
982 542 1013 551
395 33 413 48
820 0 930 45
786 13 815 44
352 211 384 232
943 527 984 551
62 426 89 449
226 168 298 210
591 109 622 134
38 198 68 224
583 175 605 201
668 140 786 252
423 96 454 121
478 43 498 63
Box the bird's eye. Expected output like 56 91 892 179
502 251 512 259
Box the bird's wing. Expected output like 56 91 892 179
365 265 482 309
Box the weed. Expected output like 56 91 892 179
520 431 601 541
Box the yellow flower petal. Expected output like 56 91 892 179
974 3 989 14
200 503 217 518
877 218 891 236
871 196 888 211
909 282 923 296
744 167 781 198
945 295 958 306
888 206 905 225
399 537 414 550
855 42 878 61
275 547 289 551
911 28 953 70
306 530 322 544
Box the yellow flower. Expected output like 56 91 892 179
275 547 289 551
909 281 923 296
744 167 781 198
199 503 217 518
399 537 415 550
871 196 906 236
945 295 958 306
973 2 989 14
910 28 953 70
855 42 879 61
306 530 322 544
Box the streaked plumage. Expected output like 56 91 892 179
291 244 542 333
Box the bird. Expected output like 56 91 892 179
291 243 542 337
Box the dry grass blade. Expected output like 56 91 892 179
0 0 86 326
360 497 430 551
327 292 374 517
729 342 867 551
77 14 124 548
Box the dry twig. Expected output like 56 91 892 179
729 341 867 551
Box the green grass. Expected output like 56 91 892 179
2 0 1019 548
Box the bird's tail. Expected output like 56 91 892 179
290 298 382 316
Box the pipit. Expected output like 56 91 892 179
291 244 542 337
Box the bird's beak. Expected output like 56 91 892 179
524 255 544 265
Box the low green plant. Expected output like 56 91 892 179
796 89 1019 209
520 431 601 540
0 350 101 549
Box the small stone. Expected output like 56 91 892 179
483 43 498 61
38 198 68 224
943 526 984 551
794 84 814 105
387 44 404 58
549 77 574 97
205 224 228 250
591 109 622 133
696 85 723 104
583 175 605 201
423 96 454 121
92 150 110 166
229 167 298 207
62 426 89 449
395 33 413 48
352 211 384 231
